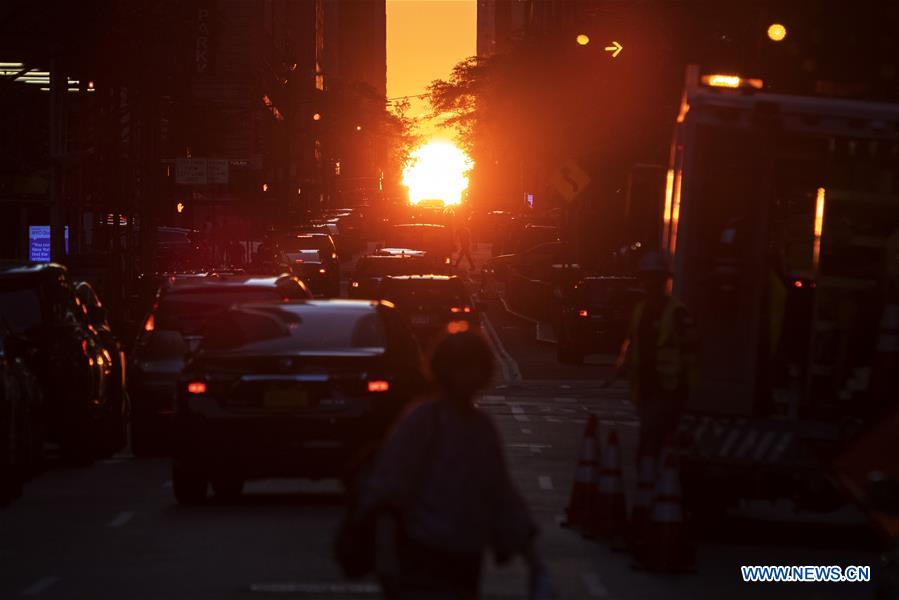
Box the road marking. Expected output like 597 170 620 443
480 313 522 382
250 582 379 594
22 577 59 596
538 475 554 491
509 404 529 422
545 417 564 423
521 428 532 435
506 443 551 449
107 511 135 528
581 573 609 597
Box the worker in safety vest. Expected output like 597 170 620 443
615 251 698 459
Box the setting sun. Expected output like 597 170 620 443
402 141 473 206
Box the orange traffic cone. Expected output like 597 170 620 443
584 429 628 545
633 443 695 572
562 414 598 530
627 453 656 550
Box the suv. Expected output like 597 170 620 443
129 273 311 455
350 252 435 299
556 277 642 364
378 275 479 341
0 262 121 461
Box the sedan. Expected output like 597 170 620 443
171 300 425 504
378 275 481 343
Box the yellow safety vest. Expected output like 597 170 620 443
626 298 694 401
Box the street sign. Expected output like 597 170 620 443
207 159 229 184
175 158 207 185
550 161 592 202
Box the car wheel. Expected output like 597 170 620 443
212 477 244 501
172 460 208 505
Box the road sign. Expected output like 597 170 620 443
175 158 207 185
604 40 623 58
550 161 592 202
207 159 229 184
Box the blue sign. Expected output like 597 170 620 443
28 225 69 262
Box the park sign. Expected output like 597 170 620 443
175 158 229 185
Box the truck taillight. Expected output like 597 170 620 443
367 380 389 393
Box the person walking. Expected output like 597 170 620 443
454 225 475 270
615 251 698 459
353 328 554 600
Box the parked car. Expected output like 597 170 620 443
378 275 480 342
170 300 425 504
0 262 119 462
349 252 435 299
0 328 42 505
74 281 129 453
556 276 642 364
129 273 311 456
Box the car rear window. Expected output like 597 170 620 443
283 249 323 265
156 287 284 335
0 283 43 334
380 279 467 305
202 306 387 353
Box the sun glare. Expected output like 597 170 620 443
402 141 473 206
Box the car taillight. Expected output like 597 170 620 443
367 380 390 393
450 306 472 313
444 257 451 265
351 281 360 288
319 268 327 274
578 309 589 317
186 381 207 395
144 314 155 331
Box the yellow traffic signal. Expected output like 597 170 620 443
767 23 787 42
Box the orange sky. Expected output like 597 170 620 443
386 0 476 140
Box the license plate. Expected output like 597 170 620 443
263 385 308 409
411 315 430 326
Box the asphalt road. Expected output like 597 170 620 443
0 248 885 599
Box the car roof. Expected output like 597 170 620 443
384 274 458 282
0 261 67 277
392 223 447 229
163 274 297 291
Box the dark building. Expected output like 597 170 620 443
476 0 528 57
324 0 387 97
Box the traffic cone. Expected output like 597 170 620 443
633 443 695 572
562 414 599 530
584 429 628 547
627 453 656 551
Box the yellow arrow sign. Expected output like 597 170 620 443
604 40 623 58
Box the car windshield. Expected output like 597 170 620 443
357 257 432 277
156 287 284 335
202 306 387 354
0 282 43 334
380 279 467 305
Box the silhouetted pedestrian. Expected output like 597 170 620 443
454 226 475 270
356 327 553 599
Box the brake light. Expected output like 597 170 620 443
319 268 327 274
793 280 803 288
367 380 389 393
578 309 589 317
351 281 360 288
144 314 155 332
450 306 472 313
186 381 207 394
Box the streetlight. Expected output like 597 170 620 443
576 34 590 46
767 23 787 42
355 124 363 132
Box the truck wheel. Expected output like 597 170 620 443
172 460 208 505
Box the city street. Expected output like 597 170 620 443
0 278 880 599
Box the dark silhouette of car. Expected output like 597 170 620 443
279 232 340 296
170 300 425 504
378 275 480 342
385 224 454 267
0 262 119 462
0 327 42 505
349 252 435 299
556 276 642 364
280 249 335 298
129 274 311 456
